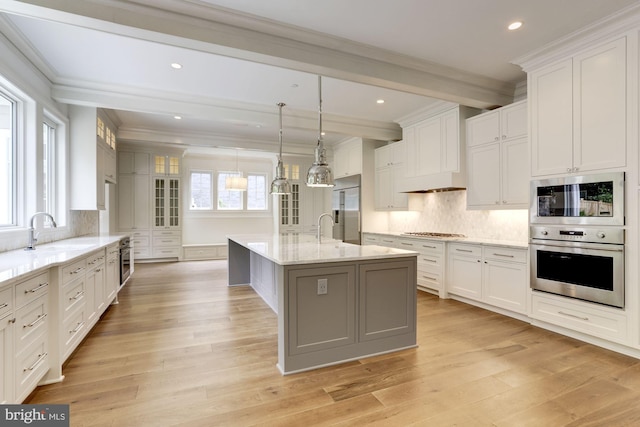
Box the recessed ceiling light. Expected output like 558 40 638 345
321 132 326 136
174 115 182 120
171 63 182 69
377 99 385 104
508 21 523 31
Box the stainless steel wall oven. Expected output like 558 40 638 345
530 225 624 308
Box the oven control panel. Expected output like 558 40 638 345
530 225 624 245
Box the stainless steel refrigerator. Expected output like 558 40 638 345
332 175 361 245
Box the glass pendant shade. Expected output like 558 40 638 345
225 174 247 191
306 75 334 187
270 102 291 194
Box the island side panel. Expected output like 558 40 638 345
280 256 417 374
227 238 250 286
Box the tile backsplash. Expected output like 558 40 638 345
0 210 99 253
388 190 528 242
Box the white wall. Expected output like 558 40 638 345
182 151 276 245
387 190 528 242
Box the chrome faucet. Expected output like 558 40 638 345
317 212 334 243
25 212 57 250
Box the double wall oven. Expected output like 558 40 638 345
529 172 625 308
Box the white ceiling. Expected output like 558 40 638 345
0 0 638 152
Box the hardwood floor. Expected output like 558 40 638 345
27 260 640 426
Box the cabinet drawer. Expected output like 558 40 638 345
132 236 149 248
183 246 225 260
362 234 380 245
378 237 398 247
15 294 48 354
63 278 86 318
531 293 627 343
63 307 87 358
0 286 12 319
396 239 419 250
15 271 49 308
415 240 445 253
417 269 441 290
449 244 482 257
417 254 443 269
152 247 181 258
153 236 181 247
86 251 106 268
61 258 88 286
134 247 151 258
483 246 527 263
15 335 49 400
153 230 181 238
131 230 150 238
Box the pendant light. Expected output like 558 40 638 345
225 149 248 191
306 75 334 187
270 102 292 194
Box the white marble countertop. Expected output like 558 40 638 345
0 234 128 285
364 231 528 249
227 233 417 265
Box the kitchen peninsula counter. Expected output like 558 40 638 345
227 234 418 374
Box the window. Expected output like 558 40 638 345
247 173 267 210
217 172 243 210
0 91 15 227
42 120 56 227
190 171 213 210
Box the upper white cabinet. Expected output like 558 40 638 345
153 154 181 176
69 106 118 210
398 106 479 192
333 138 363 179
374 141 407 210
529 37 626 176
466 100 529 209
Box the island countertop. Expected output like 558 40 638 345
227 233 418 265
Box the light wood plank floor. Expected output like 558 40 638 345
27 260 640 426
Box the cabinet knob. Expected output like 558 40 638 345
503 200 507 204
495 201 500 204
567 168 572 172
494 137 499 141
597 232 606 239
502 135 506 139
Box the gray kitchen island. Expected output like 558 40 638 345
227 233 418 374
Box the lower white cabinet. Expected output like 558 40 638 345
447 243 527 315
13 271 50 403
530 292 628 344
0 308 13 404
105 243 120 299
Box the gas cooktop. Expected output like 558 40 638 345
403 232 466 238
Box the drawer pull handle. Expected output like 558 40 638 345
422 245 437 249
456 249 473 253
109 260 117 265
382 239 393 243
422 275 437 281
401 242 413 246
95 268 102 272
0 303 8 309
24 313 47 328
70 267 84 275
421 258 437 263
69 322 85 334
558 311 589 321
25 282 48 294
493 253 515 258
8 318 16 324
24 352 47 372
69 291 85 301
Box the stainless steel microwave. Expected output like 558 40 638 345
530 172 625 226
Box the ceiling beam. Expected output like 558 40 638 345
4 0 515 109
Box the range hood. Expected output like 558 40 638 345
397 171 466 193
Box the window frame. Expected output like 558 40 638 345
189 169 214 211
0 88 16 228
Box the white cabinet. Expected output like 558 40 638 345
0 286 14 404
529 37 626 176
118 151 151 259
85 252 106 328
448 243 527 315
277 156 329 235
375 141 407 210
466 100 529 209
399 106 478 192
13 271 49 402
105 243 120 299
391 237 445 296
69 106 118 210
333 138 363 179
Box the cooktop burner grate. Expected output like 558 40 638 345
403 232 466 238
